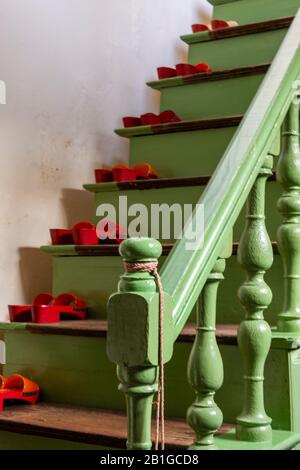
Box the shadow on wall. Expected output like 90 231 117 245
60 188 94 227
18 248 53 303
18 187 94 304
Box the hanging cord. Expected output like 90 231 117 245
124 261 165 451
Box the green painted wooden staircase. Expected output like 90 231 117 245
1 0 300 450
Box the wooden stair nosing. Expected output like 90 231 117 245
42 240 279 258
0 402 234 449
115 114 243 138
181 16 293 45
25 319 238 345
84 171 276 193
148 64 270 90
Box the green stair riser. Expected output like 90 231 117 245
0 431 109 450
212 0 300 25
87 181 282 241
126 127 237 178
46 249 281 325
185 28 287 71
2 330 299 432
156 73 265 121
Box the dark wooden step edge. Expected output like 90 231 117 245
42 238 279 258
148 64 270 90
85 171 276 193
115 114 243 138
0 403 234 449
181 16 293 45
24 320 237 346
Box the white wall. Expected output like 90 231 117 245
0 0 211 319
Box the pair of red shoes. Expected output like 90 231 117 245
51 222 99 246
95 163 158 183
123 110 181 128
8 293 87 324
0 374 39 412
157 63 212 80
51 221 127 246
192 19 238 33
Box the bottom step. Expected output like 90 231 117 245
0 403 231 450
0 403 298 450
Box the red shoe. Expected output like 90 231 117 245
176 63 212 76
192 20 238 33
0 374 39 411
192 23 211 33
159 110 181 124
9 293 87 324
157 67 177 80
8 293 54 323
53 293 87 320
122 116 141 128
94 169 114 183
50 229 74 245
132 163 158 179
211 19 238 30
72 222 98 246
95 163 158 183
96 220 127 245
140 113 161 126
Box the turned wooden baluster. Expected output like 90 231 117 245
236 154 273 442
277 99 300 333
187 257 225 450
107 238 173 450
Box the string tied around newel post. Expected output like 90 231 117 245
124 260 165 451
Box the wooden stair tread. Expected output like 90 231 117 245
25 319 238 344
0 402 233 449
85 171 275 193
148 64 270 90
181 16 293 45
41 241 279 257
84 175 212 194
115 114 243 138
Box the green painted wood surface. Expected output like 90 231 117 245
107 239 174 450
120 127 237 178
212 0 300 25
277 101 300 333
184 29 287 71
187 259 225 450
149 74 265 121
0 431 110 450
236 156 273 442
160 10 300 339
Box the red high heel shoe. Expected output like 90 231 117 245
0 374 39 412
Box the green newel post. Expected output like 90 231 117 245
236 154 273 442
276 100 300 333
186 258 225 450
107 238 173 450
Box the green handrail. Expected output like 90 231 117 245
160 8 300 339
